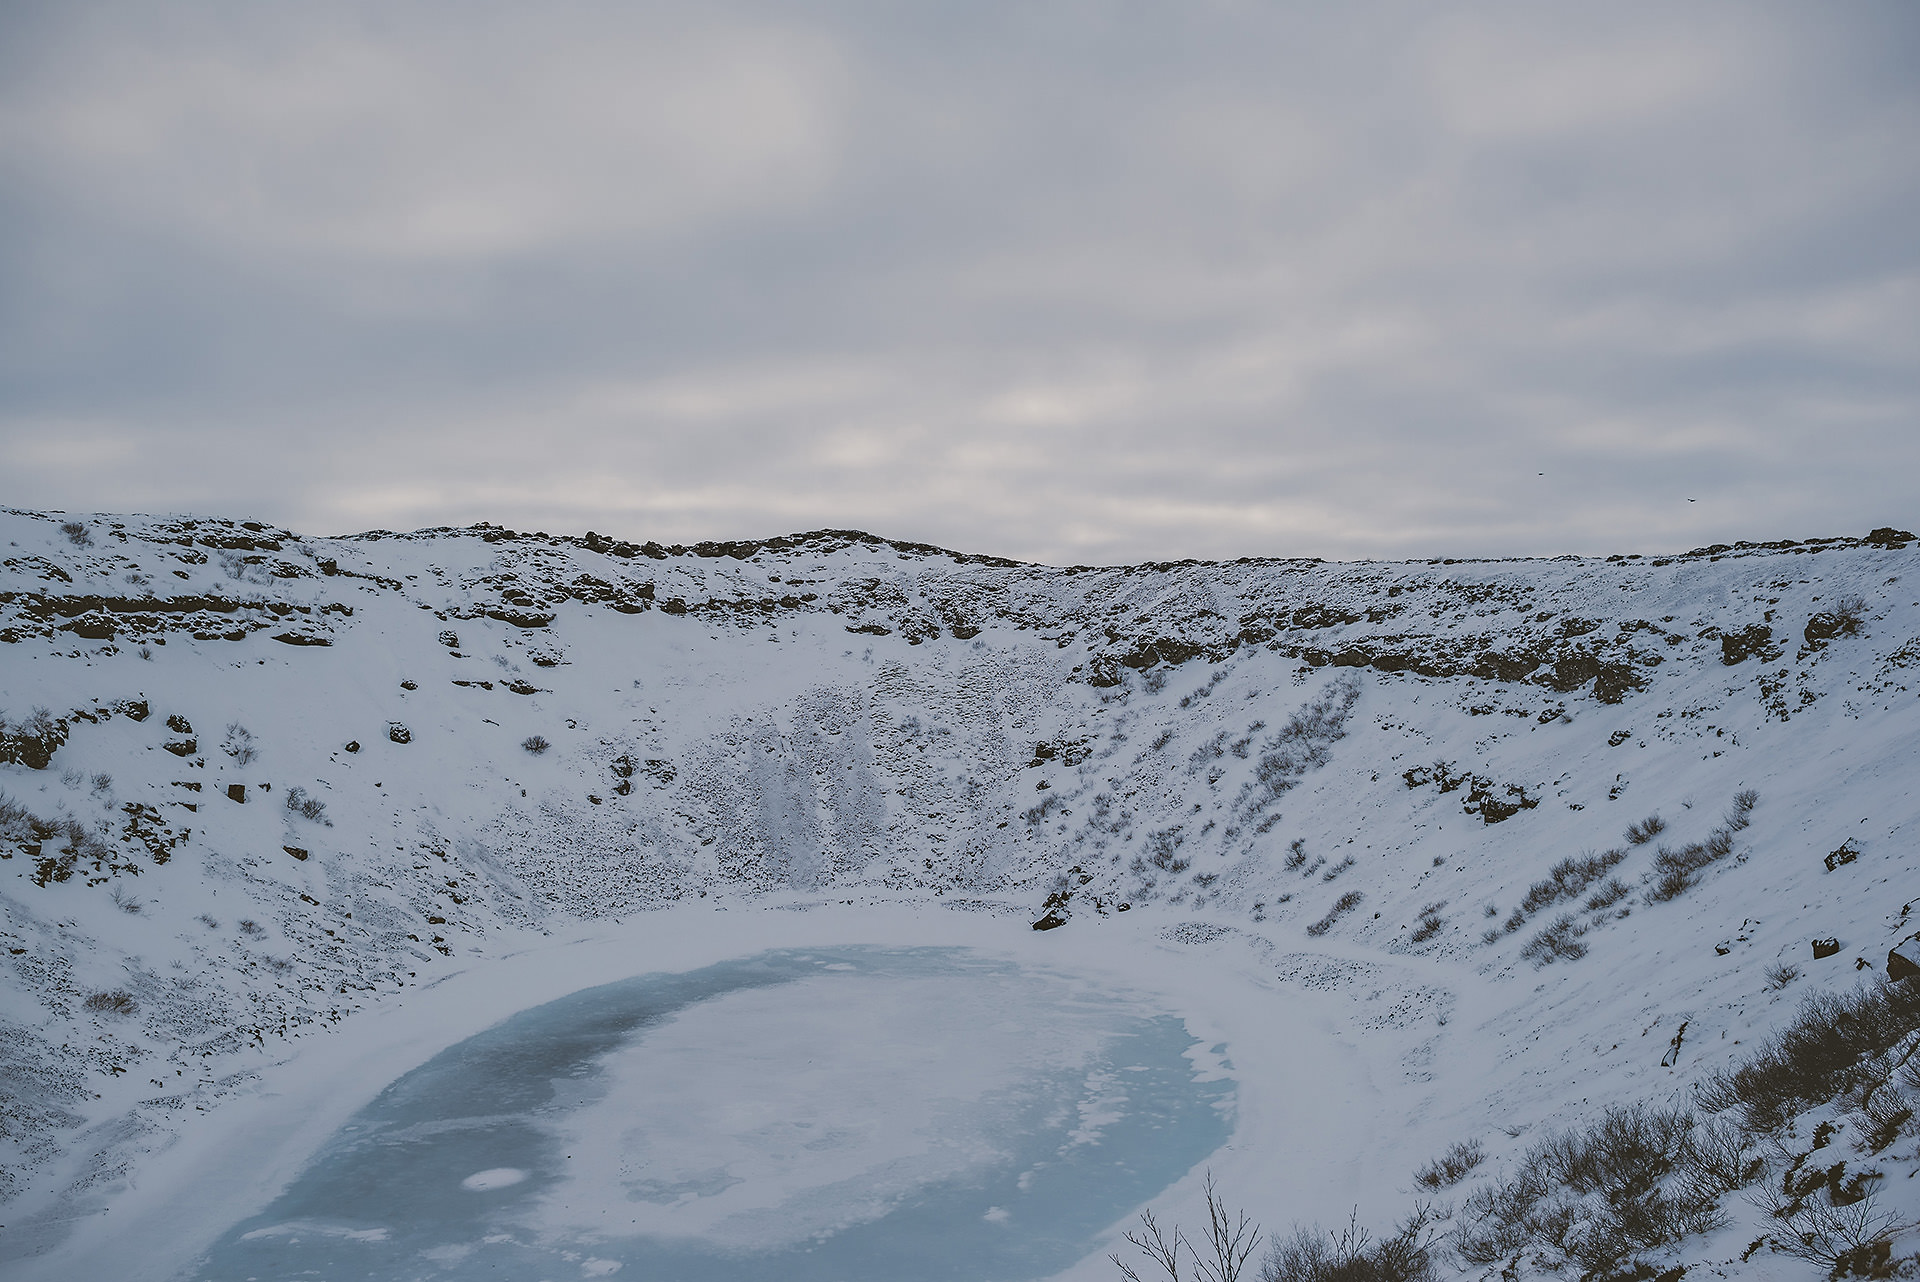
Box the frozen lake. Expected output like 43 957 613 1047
186 945 1236 1281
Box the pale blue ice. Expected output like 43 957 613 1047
186 946 1234 1281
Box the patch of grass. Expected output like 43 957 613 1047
83 990 137 1016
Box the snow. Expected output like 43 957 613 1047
2 508 1918 1277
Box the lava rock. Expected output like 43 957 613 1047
1889 938 1920 982
1720 624 1776 665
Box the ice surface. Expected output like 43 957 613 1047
186 946 1233 1281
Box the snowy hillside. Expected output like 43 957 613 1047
3 505 1919 1279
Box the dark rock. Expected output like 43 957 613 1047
1031 911 1068 931
1866 527 1915 546
1812 937 1841 959
1591 663 1642 704
283 846 309 861
272 631 331 646
116 699 149 722
162 739 196 757
1889 938 1920 982
1472 651 1542 682
437 629 460 648
485 607 555 629
1720 624 1777 665
1825 841 1859 872
226 784 245 803
166 714 193 734
60 613 115 640
344 740 360 753
387 723 411 745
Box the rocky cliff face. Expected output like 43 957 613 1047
2 505 1917 1260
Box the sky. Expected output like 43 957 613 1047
1 1 1916 566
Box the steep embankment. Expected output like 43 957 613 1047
2 506 1918 1273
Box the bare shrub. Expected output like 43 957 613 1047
1414 1138 1483 1190
238 919 265 937
83 989 137 1016
1456 1105 1727 1274
1830 594 1869 634
109 883 143 914
1520 914 1587 965
222 722 258 765
1409 904 1446 944
1698 980 1920 1132
1584 878 1629 911
1262 1207 1438 1282
1518 849 1627 916
1681 1118 1761 1195
60 521 90 547
1306 891 1364 938
284 786 331 825
1759 1190 1915 1270
522 734 551 755
89 772 113 795
1724 788 1759 831
1111 1172 1261 1282
1284 838 1308 871
1625 814 1666 845
1764 963 1800 991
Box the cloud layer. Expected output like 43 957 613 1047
2 1 1915 562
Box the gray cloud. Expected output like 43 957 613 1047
2 0 1915 562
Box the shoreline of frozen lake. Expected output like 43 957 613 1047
9 900 1440 1282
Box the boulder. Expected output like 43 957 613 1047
1889 938 1920 983
1812 937 1841 959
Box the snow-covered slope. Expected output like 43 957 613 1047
3 506 1918 1276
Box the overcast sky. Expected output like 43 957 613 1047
1 2 1915 564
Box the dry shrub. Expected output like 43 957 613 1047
1413 1139 1483 1190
